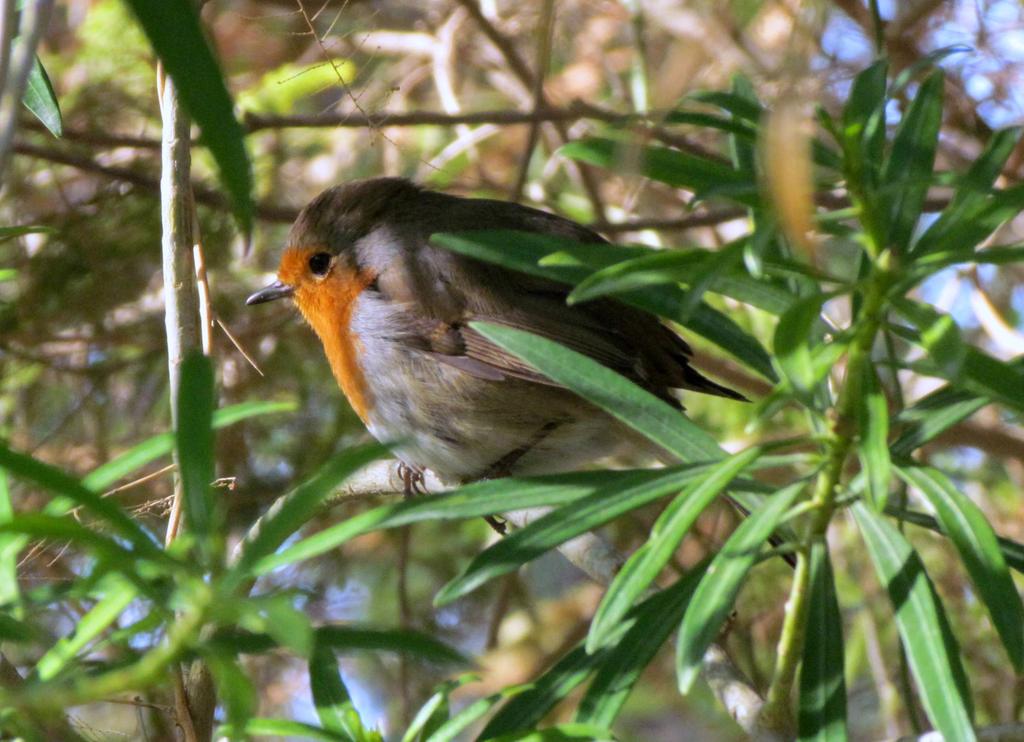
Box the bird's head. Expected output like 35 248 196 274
246 177 423 316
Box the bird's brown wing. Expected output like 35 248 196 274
370 190 745 404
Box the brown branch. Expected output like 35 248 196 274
13 140 301 223
452 0 609 223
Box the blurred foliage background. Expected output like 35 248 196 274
2 0 1024 739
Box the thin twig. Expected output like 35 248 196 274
510 0 555 202
0 0 53 182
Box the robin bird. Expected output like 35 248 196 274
246 177 745 487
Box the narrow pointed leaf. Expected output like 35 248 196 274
857 366 890 509
470 322 722 461
567 249 710 305
0 445 161 557
36 576 138 681
254 468 682 574
914 127 1022 254
123 0 253 229
842 60 888 191
83 399 296 492
176 353 217 545
231 443 386 579
896 466 1024 671
206 651 257 732
890 385 987 458
0 470 19 609
774 294 828 393
677 482 804 693
852 503 974 740
687 90 763 122
577 562 708 727
309 643 361 738
217 719 349 741
213 625 464 665
433 232 776 380
885 506 1024 575
22 56 62 137
882 70 944 249
559 138 758 205
798 543 847 742
424 687 529 742
587 449 760 651
481 579 695 738
487 725 615 741
435 465 717 605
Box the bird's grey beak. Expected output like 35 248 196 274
246 280 295 305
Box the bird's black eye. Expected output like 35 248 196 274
308 252 332 276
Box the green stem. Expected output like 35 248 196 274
759 256 893 731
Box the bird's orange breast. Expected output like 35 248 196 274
285 259 377 423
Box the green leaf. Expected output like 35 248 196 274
432 232 777 380
402 676 474 742
958 347 1024 414
0 224 54 241
896 466 1024 671
857 366 890 509
665 109 757 139
176 353 217 549
890 385 987 458
435 464 717 605
423 686 529 742
481 577 699 738
0 470 20 610
122 0 253 230
0 225 54 242
469 321 723 461
587 448 761 651
205 651 258 735
773 294 828 393
842 60 888 191
798 543 847 742
892 299 965 378
852 503 975 740
914 127 1022 254
36 575 137 681
566 249 711 305
918 183 1024 258
213 625 465 665
253 469 667 574
676 481 804 692
881 70 944 249
889 45 970 94
258 595 315 658
83 399 296 492
309 642 361 738
726 75 759 173
576 562 708 727
480 647 596 739
230 444 386 581
686 89 764 122
559 138 758 205
0 445 162 558
22 56 62 137
0 612 34 641
884 505 1024 575
0 513 142 565
217 719 350 742
887 323 1024 414
487 725 615 742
